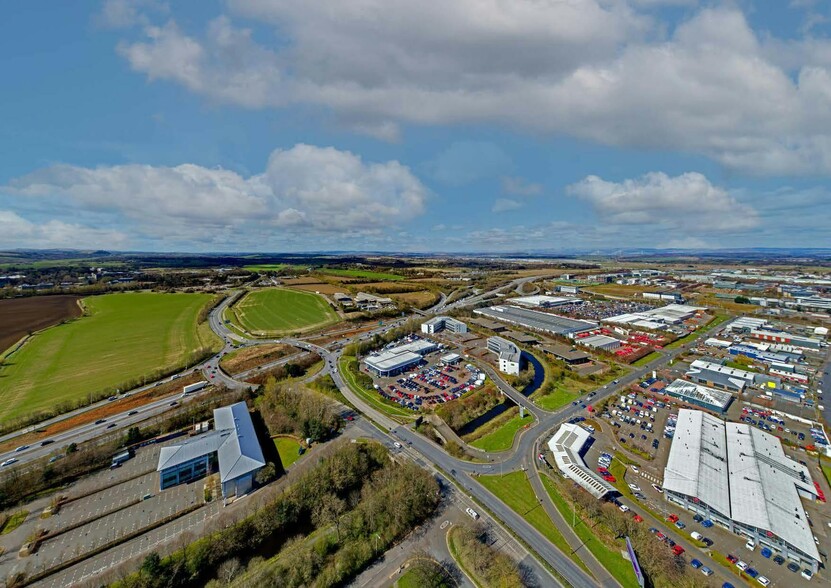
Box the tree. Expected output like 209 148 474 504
734 295 751 304
217 557 242 584
124 426 142 446
255 462 277 485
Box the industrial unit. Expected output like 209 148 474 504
474 305 596 338
548 423 616 500
663 409 821 573
603 304 704 330
578 334 621 351
509 295 581 308
664 379 733 413
421 316 468 334
157 402 266 499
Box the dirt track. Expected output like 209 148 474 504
0 295 82 354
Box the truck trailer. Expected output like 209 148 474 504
182 381 208 395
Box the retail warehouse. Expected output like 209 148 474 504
157 402 266 499
548 423 616 500
363 339 438 377
474 305 596 338
663 409 821 573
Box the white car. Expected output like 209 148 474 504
736 561 748 571
802 569 813 581
466 507 479 520
631 466 639 473
757 576 770 586
619 504 630 513
0 458 18 467
651 484 663 493
628 484 641 492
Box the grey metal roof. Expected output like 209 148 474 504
474 305 596 336
665 379 733 411
365 350 422 371
158 402 265 484
548 423 615 499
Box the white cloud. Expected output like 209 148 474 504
95 0 167 29
566 171 759 232
5 144 428 247
112 4 831 174
501 176 542 196
491 198 523 213
0 210 129 249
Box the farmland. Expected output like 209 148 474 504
230 287 340 336
319 268 404 281
0 295 82 355
0 292 219 426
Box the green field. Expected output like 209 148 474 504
319 268 404 281
468 411 532 452
231 288 340 335
274 437 303 469
243 264 302 272
478 472 585 570
632 351 661 367
0 292 218 425
540 475 639 588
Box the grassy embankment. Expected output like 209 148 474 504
230 287 340 336
0 292 219 426
338 356 415 422
467 409 533 452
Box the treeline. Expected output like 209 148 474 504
243 352 320 386
448 524 526 587
258 377 341 443
108 441 440 588
436 385 502 432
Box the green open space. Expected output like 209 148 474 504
477 471 586 570
319 268 404 281
231 287 340 336
338 356 415 422
468 411 533 452
632 351 661 367
0 510 28 535
540 475 639 588
0 292 219 425
242 263 303 272
665 313 730 350
274 437 303 469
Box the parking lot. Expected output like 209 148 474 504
586 387 831 586
0 438 216 586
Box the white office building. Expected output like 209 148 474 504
548 424 616 500
487 336 523 375
421 316 468 334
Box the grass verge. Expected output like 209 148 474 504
632 352 661 367
338 356 414 422
468 412 533 452
274 437 303 469
1 510 28 535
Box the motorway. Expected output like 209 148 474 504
1 275 732 587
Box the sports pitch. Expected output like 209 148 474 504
231 288 340 335
0 292 219 425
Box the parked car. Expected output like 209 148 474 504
628 483 641 492
693 514 704 523
690 559 702 569
736 561 748 571
702 519 713 528
773 555 785 565
787 562 800 573
745 568 759 579
652 483 663 493
757 577 770 586
672 544 685 556
700 566 713 576
702 537 713 547
760 547 772 558
726 554 738 564
675 521 686 529
801 569 814 580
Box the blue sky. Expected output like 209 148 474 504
1 0 831 252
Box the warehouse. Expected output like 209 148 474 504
541 343 590 365
487 336 523 375
603 304 704 329
548 423 616 500
643 291 684 303
751 329 823 350
474 305 596 338
421 316 468 335
578 334 621 351
688 359 781 390
664 379 733 413
363 339 438 377
157 402 266 499
663 409 821 573
509 294 581 308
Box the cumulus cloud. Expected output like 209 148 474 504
111 3 831 174
566 171 759 232
0 210 129 249
95 0 167 29
5 144 427 248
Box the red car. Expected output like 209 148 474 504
633 515 643 523
672 544 685 556
726 554 738 564
667 514 679 523
603 475 617 482
655 532 666 542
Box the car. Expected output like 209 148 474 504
648 527 658 534
672 544 685 555
629 433 635 438
106 423 117 429
760 547 772 559
652 484 663 493
801 569 814 580
40 439 54 446
345 415 354 421
722 584 735 588
726 554 738 564
631 466 639 473
95 419 106 424
702 537 713 547
666 538 675 547
757 577 770 586
613 379 620 384
667 514 679 523
393 442 402 449
693 513 704 523
675 521 686 529
108 396 117 401
619 504 630 513
128 410 139 416
14 445 29 452
655 532 666 542
700 566 713 576
701 519 713 528
634 492 646 500
745 567 759 579
773 555 785 565
628 484 641 492
745 539 756 551
0 458 18 467
787 562 800 573
48 456 62 464
690 559 702 569
736 560 748 571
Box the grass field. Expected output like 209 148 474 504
632 351 661 367
274 437 303 469
243 264 303 272
0 292 218 425
231 288 340 335
468 411 532 452
319 268 404 281
540 475 639 588
478 472 585 570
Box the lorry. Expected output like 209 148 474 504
182 381 208 395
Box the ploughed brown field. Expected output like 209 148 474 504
0 295 82 354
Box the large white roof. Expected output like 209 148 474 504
548 423 615 499
663 410 731 517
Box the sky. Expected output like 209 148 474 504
2 0 831 253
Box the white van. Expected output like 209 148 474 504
466 507 479 520
690 531 703 541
